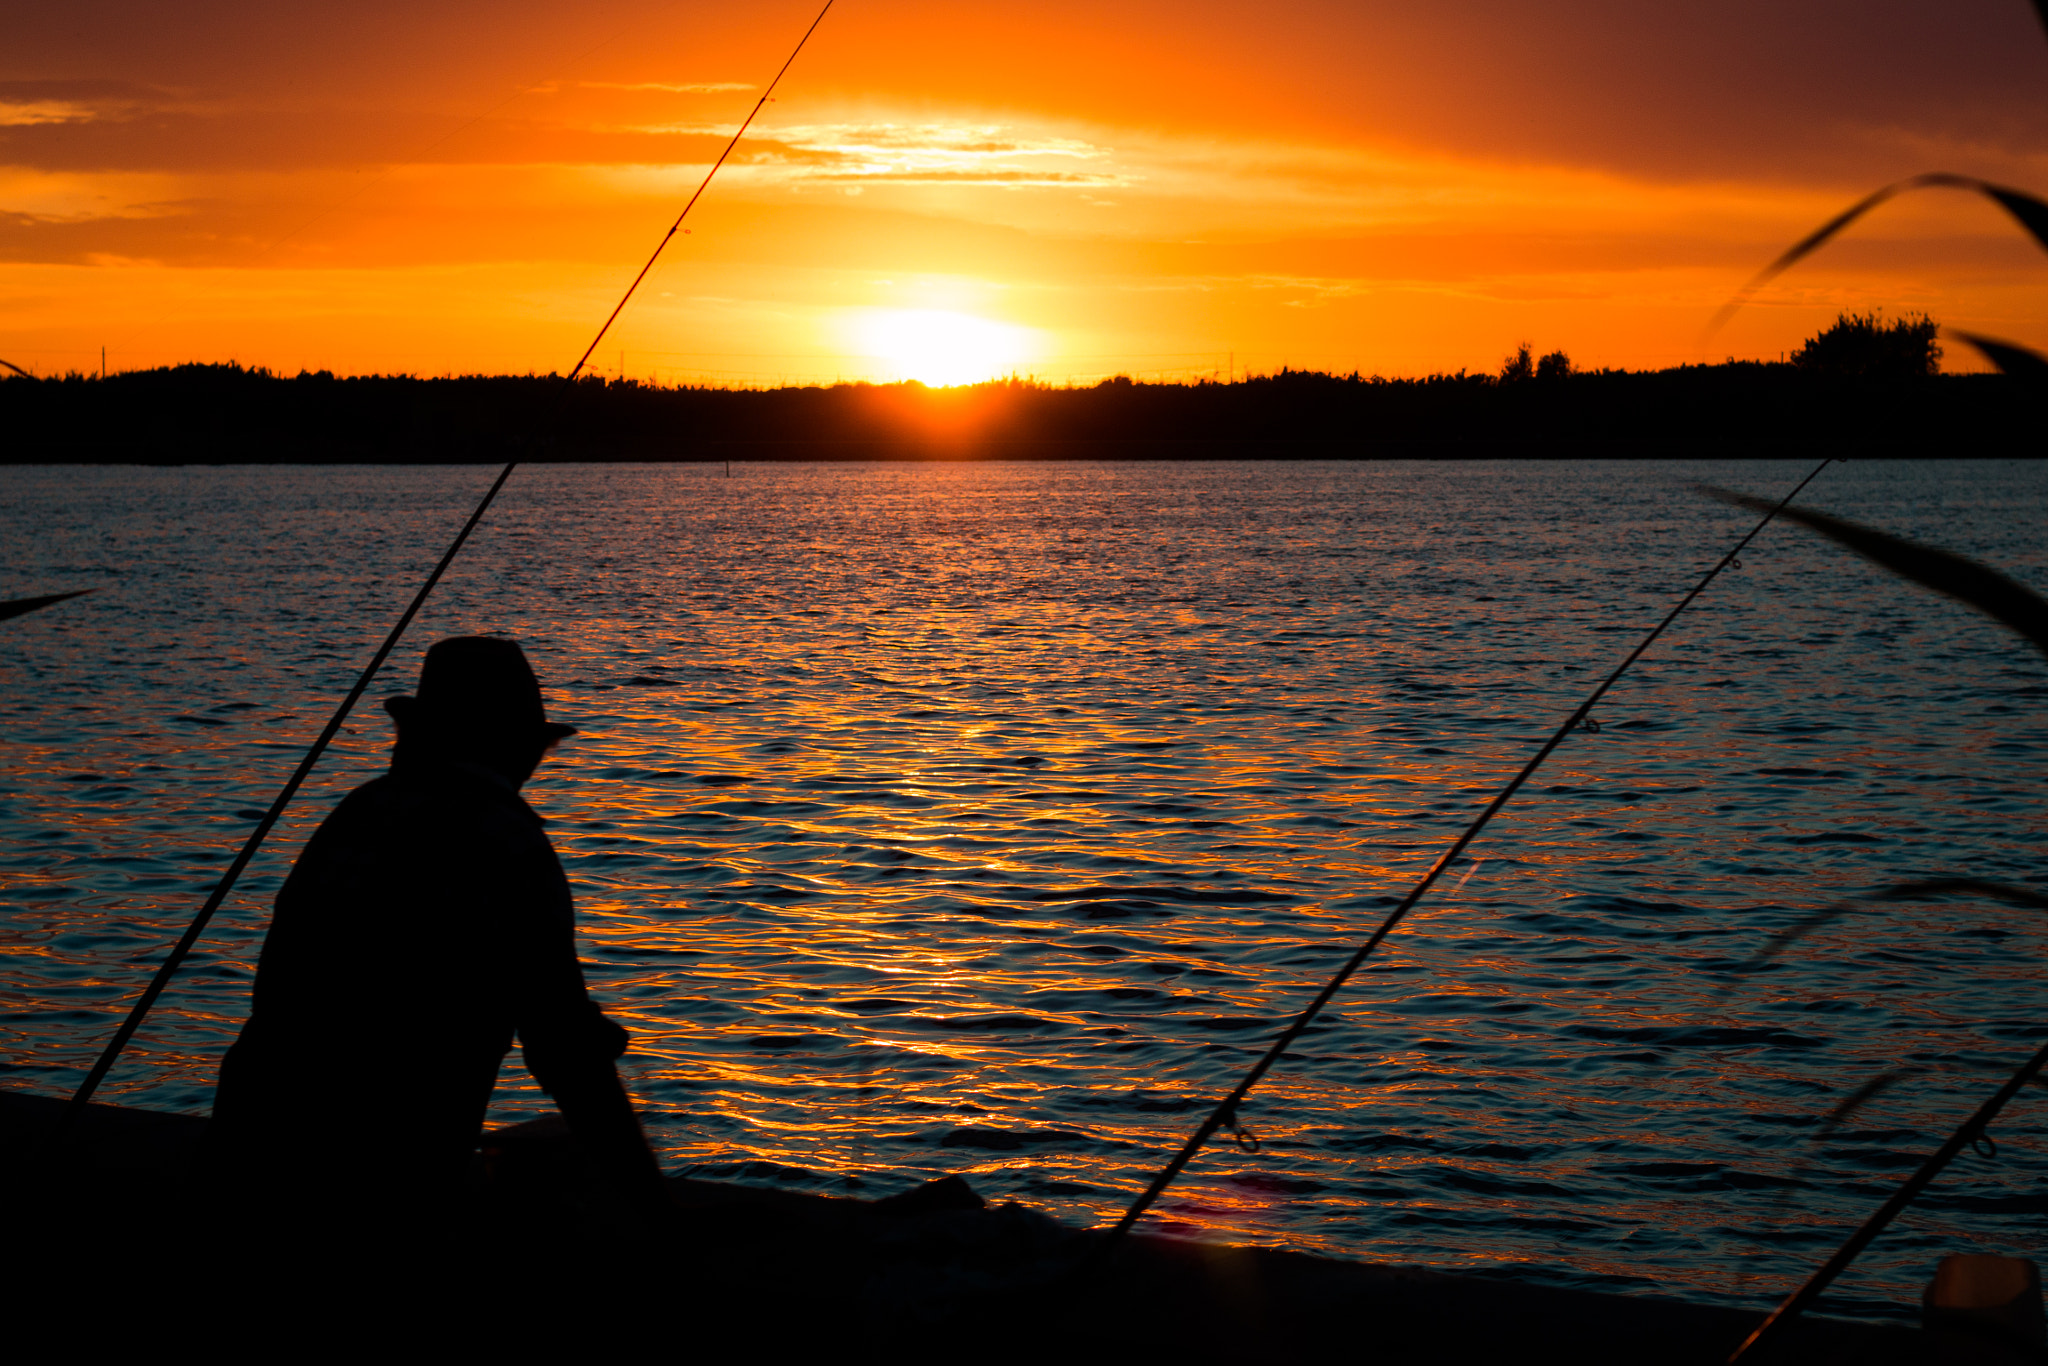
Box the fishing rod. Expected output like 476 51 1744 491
55 0 836 1132
1728 1032 2048 1362
1093 456 1836 1252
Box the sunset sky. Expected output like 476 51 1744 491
8 1 2048 383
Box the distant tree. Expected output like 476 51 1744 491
1536 349 1573 381
1498 343 1534 383
1792 311 1941 380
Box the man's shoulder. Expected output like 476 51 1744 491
318 767 549 850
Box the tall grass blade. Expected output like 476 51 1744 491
1731 1036 2048 1361
1745 1066 1927 1275
0 357 30 379
1950 330 2048 379
0 589 92 622
1720 903 1860 983
1722 881 2048 988
1983 185 2048 250
1816 1069 1922 1143
1703 174 2048 339
1701 182 1920 340
1875 878 2048 910
1699 487 2048 663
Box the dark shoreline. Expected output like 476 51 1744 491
3 1086 1976 1360
2 363 2029 463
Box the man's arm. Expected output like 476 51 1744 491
521 1011 670 1206
503 828 671 1209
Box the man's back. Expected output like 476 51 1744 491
204 635 666 1229
210 759 619 1200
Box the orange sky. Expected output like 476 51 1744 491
7 1 2048 383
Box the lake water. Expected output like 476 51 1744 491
5 458 2047 1320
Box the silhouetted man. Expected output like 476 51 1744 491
207 636 667 1225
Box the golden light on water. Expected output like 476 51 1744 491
10 460 2048 1306
853 309 1037 387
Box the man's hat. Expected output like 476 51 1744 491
383 636 578 745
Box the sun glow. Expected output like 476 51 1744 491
855 309 1036 386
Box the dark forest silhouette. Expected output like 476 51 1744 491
1790 312 1943 381
1 326 2025 463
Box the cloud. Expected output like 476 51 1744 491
0 79 181 127
0 168 191 222
707 121 1124 188
0 101 100 127
800 169 1121 186
580 81 755 94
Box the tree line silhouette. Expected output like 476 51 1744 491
1 316 2013 462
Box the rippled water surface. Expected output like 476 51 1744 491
6 459 2048 1318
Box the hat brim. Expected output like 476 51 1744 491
385 695 579 741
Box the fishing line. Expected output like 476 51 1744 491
1093 456 1835 1253
56 0 836 1131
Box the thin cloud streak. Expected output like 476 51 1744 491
0 101 103 127
579 81 756 94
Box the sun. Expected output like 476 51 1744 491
856 309 1035 386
